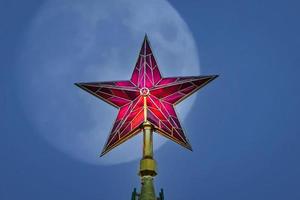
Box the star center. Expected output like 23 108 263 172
140 87 150 96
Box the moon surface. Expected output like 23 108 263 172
16 0 200 165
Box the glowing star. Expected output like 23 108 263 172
75 35 218 156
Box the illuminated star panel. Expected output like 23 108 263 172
76 35 218 156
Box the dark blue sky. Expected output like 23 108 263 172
1 0 300 199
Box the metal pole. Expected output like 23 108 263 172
143 122 153 159
138 121 157 200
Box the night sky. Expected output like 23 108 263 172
1 0 300 200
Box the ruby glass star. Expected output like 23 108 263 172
75 35 218 156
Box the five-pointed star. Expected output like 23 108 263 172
75 35 218 156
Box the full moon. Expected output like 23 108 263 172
16 0 200 165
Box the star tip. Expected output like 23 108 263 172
99 152 105 157
100 148 109 157
144 33 149 42
74 82 82 88
185 143 193 151
209 75 219 81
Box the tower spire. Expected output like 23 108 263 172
131 121 160 200
75 35 218 200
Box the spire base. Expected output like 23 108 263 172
139 176 156 200
139 158 157 177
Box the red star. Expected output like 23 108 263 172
76 35 218 156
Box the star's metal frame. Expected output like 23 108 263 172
75 35 218 200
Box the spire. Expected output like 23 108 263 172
75 35 218 200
